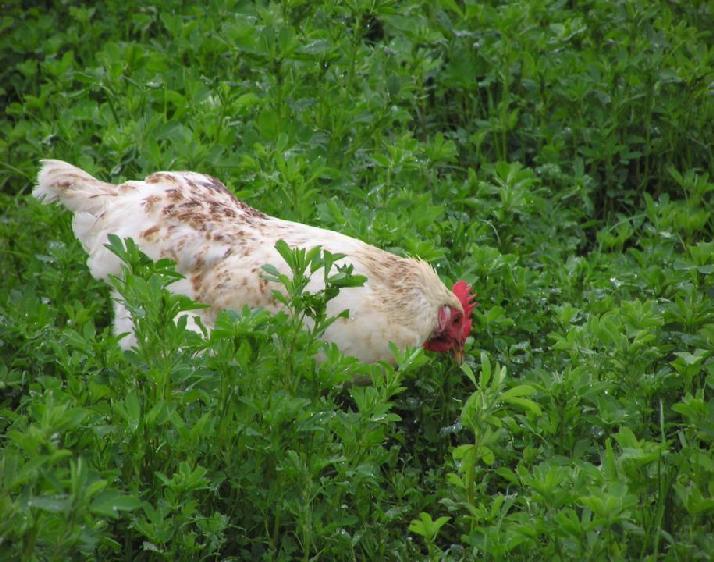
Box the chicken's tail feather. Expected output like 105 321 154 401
34 159 116 214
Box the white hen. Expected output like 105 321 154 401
34 160 474 363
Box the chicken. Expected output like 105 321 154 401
33 160 475 363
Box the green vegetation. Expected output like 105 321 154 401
1 1 713 560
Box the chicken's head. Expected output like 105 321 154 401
423 280 476 361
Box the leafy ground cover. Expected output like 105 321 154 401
1 1 713 560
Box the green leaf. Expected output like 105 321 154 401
28 494 70 513
90 490 142 518
480 352 492 387
408 512 451 542
501 384 537 400
461 362 478 386
502 396 542 416
274 239 294 267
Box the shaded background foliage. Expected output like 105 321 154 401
1 0 713 560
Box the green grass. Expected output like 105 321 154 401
1 0 713 560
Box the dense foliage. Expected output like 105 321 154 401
1 1 713 560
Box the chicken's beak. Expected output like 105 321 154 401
453 348 465 364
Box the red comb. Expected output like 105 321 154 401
453 280 475 315
452 280 476 340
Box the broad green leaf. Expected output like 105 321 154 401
28 494 70 513
90 490 142 518
501 384 537 400
502 396 542 416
